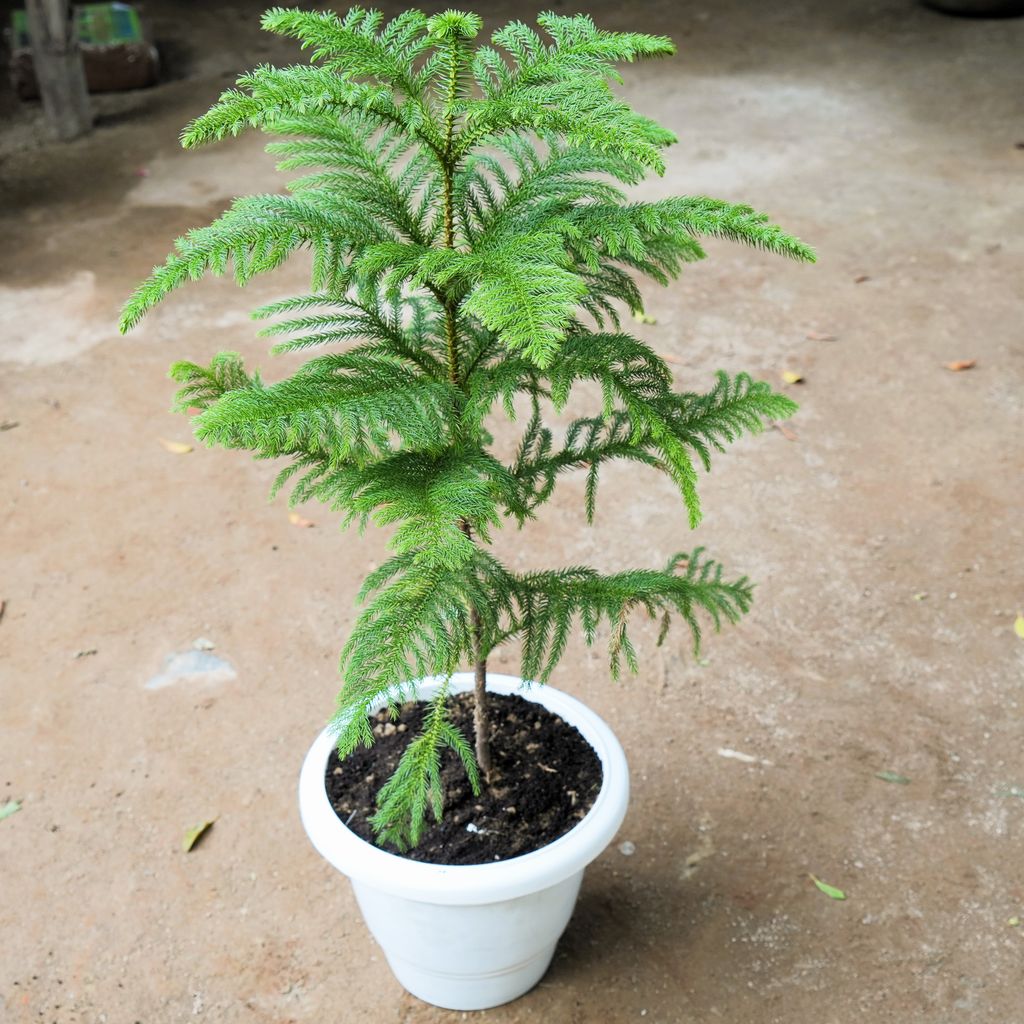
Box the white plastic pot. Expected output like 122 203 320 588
298 672 629 1011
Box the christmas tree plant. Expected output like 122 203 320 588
120 7 814 850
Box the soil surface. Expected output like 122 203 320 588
2 2 1023 1023
326 693 602 864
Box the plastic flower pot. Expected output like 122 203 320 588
298 672 629 1010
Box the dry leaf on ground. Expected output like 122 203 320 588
772 422 798 442
159 438 193 454
182 819 216 852
805 330 836 341
781 370 805 385
288 511 316 528
944 360 976 372
853 274 870 283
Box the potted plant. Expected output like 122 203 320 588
120 6 814 1011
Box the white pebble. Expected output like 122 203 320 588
618 840 636 856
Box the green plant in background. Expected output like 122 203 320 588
120 7 814 849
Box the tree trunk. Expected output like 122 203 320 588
25 0 93 141
441 40 491 786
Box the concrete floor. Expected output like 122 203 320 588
2 1 1023 1021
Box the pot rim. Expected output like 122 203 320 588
298 672 630 905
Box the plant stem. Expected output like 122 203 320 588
441 39 492 784
459 518 492 781
472 634 492 780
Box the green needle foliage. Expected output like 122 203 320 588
121 7 814 851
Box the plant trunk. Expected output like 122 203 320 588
470 608 492 782
459 519 492 782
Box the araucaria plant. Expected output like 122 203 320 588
121 7 813 850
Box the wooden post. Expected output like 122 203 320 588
25 0 92 141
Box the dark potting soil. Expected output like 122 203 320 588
324 692 602 865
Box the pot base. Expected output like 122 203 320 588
351 871 583 1010
384 941 557 1011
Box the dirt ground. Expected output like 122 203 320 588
2 0 1023 1021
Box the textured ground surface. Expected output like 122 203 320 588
2 1 1023 1021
